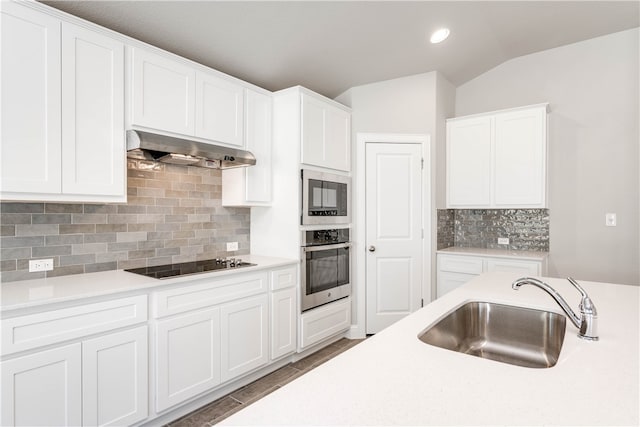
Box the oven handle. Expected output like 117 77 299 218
302 242 351 252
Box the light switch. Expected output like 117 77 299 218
605 213 617 227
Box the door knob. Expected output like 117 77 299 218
368 246 376 252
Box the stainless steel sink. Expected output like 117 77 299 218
418 301 566 368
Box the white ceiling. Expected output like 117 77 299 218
41 1 639 98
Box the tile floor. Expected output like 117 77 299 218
168 338 364 426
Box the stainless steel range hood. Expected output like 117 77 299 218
126 130 256 169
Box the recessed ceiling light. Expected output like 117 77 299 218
430 28 450 44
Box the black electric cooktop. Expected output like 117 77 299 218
125 258 255 279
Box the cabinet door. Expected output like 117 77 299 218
270 287 297 360
324 105 351 172
195 71 244 146
300 297 351 349
130 47 196 136
1 344 81 427
82 326 148 427
438 255 483 275
220 294 269 383
156 308 221 412
494 107 546 207
301 94 351 172
301 94 326 168
61 22 125 198
221 89 272 206
437 271 478 298
485 259 541 275
244 89 272 202
1 2 61 195
446 116 492 207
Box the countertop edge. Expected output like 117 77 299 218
437 246 549 261
1 254 298 313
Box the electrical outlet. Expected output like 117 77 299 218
29 259 53 272
226 241 239 251
605 213 617 227
498 237 510 245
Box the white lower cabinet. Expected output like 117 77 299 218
155 293 268 410
300 298 351 349
1 265 299 425
485 259 540 274
437 271 479 298
1 344 82 427
269 266 297 360
437 252 547 298
152 267 297 414
82 327 148 426
270 287 297 360
220 294 269 383
0 326 148 427
155 307 221 412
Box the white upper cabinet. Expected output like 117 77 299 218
0 2 125 202
129 46 250 149
493 107 546 207
301 93 351 172
222 89 273 206
1 2 62 195
62 22 125 197
196 71 244 146
446 104 548 208
446 116 492 207
129 46 196 136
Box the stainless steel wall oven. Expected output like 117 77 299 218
301 228 351 312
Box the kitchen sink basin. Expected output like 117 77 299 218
418 301 566 368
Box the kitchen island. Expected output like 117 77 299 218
221 272 639 426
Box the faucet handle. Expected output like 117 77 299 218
567 277 599 341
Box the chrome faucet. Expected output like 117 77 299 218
512 277 598 341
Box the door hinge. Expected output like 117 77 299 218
421 299 424 308
421 228 424 239
421 158 424 170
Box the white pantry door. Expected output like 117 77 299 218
365 143 423 334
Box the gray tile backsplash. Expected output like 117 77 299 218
0 160 249 282
436 209 455 250
437 209 549 252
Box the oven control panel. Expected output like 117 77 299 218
302 228 350 246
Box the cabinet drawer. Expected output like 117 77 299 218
300 298 350 349
1 295 147 356
437 271 478 298
485 259 540 275
270 266 297 291
438 255 483 274
153 272 268 318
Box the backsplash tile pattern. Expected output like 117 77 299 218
437 209 549 252
436 209 455 250
0 161 250 282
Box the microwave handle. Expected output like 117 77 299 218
302 242 351 252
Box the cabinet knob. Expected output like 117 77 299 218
368 246 376 252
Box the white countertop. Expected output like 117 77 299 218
221 272 639 426
438 246 548 261
0 255 297 313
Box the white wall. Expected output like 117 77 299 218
456 28 639 285
335 71 455 331
435 73 456 209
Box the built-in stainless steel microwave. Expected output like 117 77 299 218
301 169 351 225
